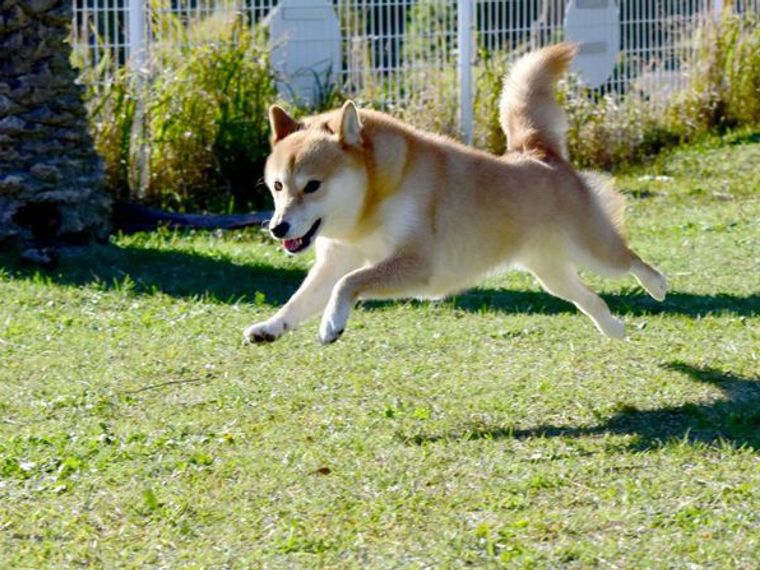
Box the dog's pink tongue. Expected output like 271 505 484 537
283 239 299 252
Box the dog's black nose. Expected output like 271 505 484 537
270 221 290 238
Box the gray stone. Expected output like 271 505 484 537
0 93 17 114
23 0 58 15
0 148 22 163
20 247 58 267
38 4 70 26
0 115 25 133
23 104 56 124
1 0 111 248
53 127 85 142
0 174 26 194
37 188 92 203
30 163 61 182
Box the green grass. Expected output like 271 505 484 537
1 132 759 567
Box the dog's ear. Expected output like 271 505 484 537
269 105 301 144
338 100 362 146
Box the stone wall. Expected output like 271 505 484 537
0 0 110 247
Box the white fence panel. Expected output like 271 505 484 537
71 0 759 139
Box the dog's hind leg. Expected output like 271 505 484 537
629 254 667 301
574 241 668 303
530 263 626 339
565 217 667 303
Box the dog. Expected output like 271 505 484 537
244 43 667 345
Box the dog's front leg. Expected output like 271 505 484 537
244 240 364 343
319 253 429 344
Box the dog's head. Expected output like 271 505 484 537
263 101 368 254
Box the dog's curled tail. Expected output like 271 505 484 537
499 42 578 161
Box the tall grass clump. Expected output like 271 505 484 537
668 8 760 137
77 6 276 212
560 7 759 170
558 79 679 170
472 7 759 169
73 50 136 203
146 10 275 211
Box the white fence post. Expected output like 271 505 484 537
128 0 147 71
713 0 725 17
128 0 148 199
457 0 473 144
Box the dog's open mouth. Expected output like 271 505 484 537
282 218 321 254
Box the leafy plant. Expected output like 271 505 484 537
76 4 277 212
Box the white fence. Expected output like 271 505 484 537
72 1 757 142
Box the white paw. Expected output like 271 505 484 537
648 274 668 302
243 318 288 344
318 300 351 345
602 317 626 340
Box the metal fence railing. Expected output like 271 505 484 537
71 1 758 142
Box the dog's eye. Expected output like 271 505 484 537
304 180 321 194
273 181 282 191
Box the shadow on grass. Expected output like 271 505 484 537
445 289 758 318
406 362 760 451
1 242 757 318
0 242 305 306
726 131 760 146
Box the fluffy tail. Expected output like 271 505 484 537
499 43 578 160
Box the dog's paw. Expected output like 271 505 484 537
318 302 350 345
647 273 668 302
603 317 626 340
243 319 287 344
318 322 345 345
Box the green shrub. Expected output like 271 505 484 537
77 6 276 212
471 7 759 170
76 4 758 213
473 49 509 154
145 10 276 212
73 48 136 203
669 8 760 137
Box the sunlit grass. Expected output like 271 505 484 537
0 133 758 567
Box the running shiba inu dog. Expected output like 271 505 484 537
244 43 667 345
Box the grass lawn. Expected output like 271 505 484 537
1 131 758 568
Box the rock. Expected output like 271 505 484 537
20 246 59 268
23 104 56 125
0 93 19 114
30 163 61 182
22 0 58 15
0 115 25 133
38 4 70 26
1 0 111 248
53 127 85 142
0 30 23 51
0 174 26 194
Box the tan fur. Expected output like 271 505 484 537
500 42 577 160
580 171 626 235
244 45 667 345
